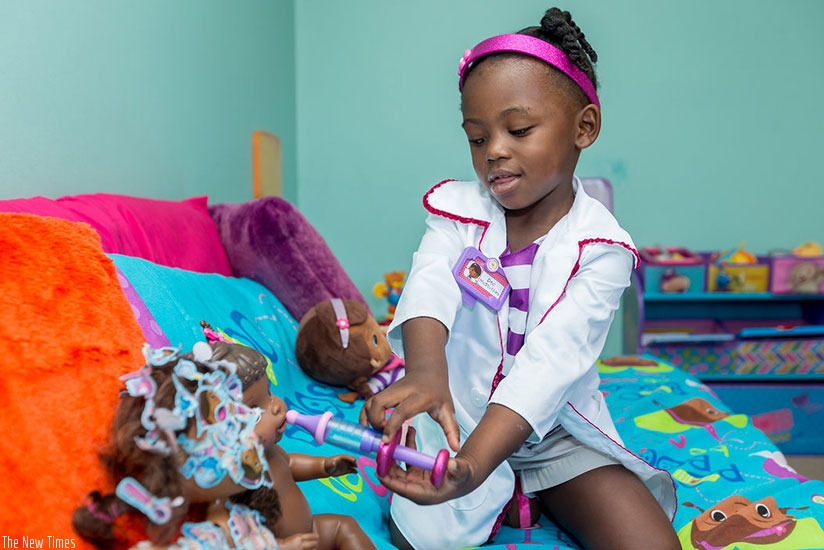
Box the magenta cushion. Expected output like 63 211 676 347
0 194 233 276
209 197 368 321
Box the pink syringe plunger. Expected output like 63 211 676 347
285 410 449 487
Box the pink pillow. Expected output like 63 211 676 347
0 193 233 276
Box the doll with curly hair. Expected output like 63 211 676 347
72 337 375 549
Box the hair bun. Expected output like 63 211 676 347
539 7 597 65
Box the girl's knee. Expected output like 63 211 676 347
537 465 678 549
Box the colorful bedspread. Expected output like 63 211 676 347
600 362 824 549
110 254 824 549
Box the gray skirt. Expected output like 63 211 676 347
507 426 620 496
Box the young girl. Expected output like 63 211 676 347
73 339 376 550
361 7 680 549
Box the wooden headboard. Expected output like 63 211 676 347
252 130 282 198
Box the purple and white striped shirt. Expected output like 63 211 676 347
500 238 544 372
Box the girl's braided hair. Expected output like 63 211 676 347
519 7 599 91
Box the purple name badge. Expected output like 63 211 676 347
452 247 511 310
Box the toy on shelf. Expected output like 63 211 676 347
638 246 705 295
792 241 823 257
787 262 824 293
768 242 824 295
711 242 758 265
372 271 405 324
707 243 770 293
286 410 449 486
660 269 691 293
644 248 692 263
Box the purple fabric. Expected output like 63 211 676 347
209 197 368 322
506 331 525 357
508 288 529 310
114 266 170 348
500 242 541 267
500 241 540 359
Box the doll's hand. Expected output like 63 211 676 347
360 369 460 452
277 533 319 550
324 454 358 477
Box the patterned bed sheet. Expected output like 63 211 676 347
112 253 824 549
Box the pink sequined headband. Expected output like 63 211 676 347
457 34 600 108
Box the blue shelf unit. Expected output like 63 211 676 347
622 273 824 454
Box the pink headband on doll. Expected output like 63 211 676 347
457 33 600 108
330 298 350 349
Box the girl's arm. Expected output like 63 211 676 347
362 208 467 451
360 316 461 452
489 244 633 440
378 245 634 504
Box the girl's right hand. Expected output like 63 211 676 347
359 368 461 452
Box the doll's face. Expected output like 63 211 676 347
244 377 288 447
355 316 393 374
183 375 277 503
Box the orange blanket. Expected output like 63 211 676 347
0 214 146 544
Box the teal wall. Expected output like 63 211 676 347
0 0 297 203
2 2 822 356
295 1 824 354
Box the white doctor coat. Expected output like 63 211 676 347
386 178 677 549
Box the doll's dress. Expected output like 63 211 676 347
366 353 405 396
154 502 278 549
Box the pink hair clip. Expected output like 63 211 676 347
457 49 472 77
457 33 600 107
330 298 350 349
115 477 182 525
86 499 120 524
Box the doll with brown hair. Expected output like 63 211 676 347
296 298 405 403
72 337 376 550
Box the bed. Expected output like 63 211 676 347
2 188 823 549
108 251 824 549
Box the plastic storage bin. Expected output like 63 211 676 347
706 257 771 292
639 247 706 295
770 255 824 294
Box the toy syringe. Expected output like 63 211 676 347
285 410 449 487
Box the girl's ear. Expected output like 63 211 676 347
575 104 601 150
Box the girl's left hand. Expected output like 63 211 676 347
324 454 358 477
378 456 474 505
376 427 475 505
378 405 530 504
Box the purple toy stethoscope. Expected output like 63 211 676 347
286 410 449 487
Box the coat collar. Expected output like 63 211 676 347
424 177 596 226
423 177 639 267
423 179 503 228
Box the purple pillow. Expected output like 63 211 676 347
209 197 368 321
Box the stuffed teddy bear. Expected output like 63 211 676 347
295 298 405 403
